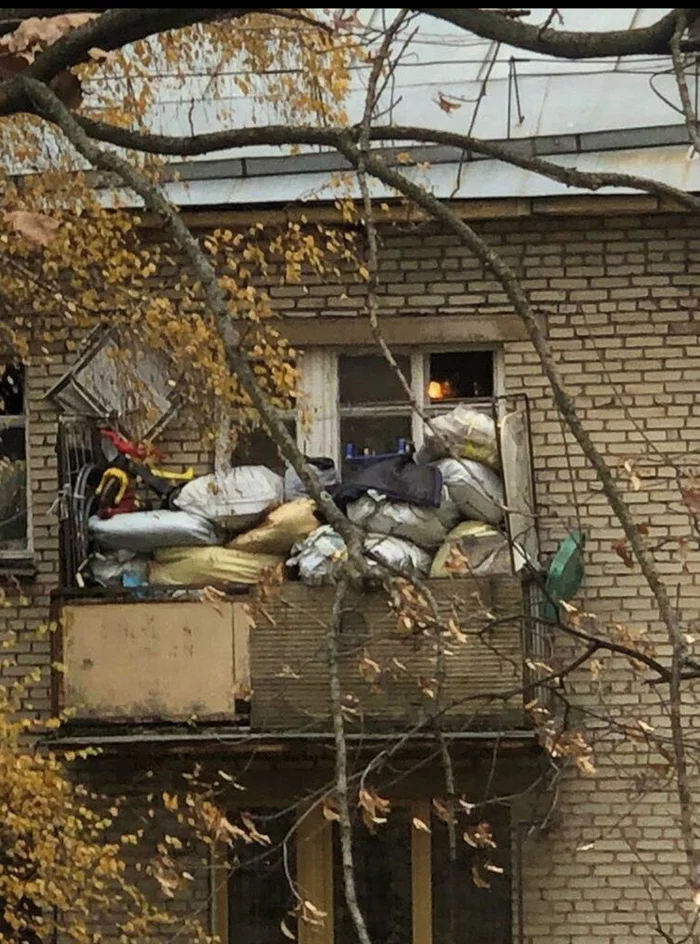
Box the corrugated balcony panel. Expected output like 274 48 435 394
250 577 527 733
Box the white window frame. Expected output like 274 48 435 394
296 345 504 468
0 364 32 560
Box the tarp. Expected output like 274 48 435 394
174 465 283 532
333 454 442 512
150 545 284 585
229 499 320 555
89 510 221 552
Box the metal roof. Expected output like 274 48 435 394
85 8 699 205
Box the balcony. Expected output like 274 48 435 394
52 575 537 735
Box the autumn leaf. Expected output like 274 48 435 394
4 210 60 248
412 816 431 833
471 862 491 889
437 92 463 114
612 538 634 569
358 651 381 684
0 13 100 61
280 919 296 940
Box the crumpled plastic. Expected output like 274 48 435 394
436 457 504 526
346 486 460 550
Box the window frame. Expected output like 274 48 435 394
297 345 504 469
215 798 516 944
0 364 32 561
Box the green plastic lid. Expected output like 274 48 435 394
542 529 585 620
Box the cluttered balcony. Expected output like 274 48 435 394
48 337 542 735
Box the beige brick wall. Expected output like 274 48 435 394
3 207 700 941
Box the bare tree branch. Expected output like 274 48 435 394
412 7 700 59
670 11 700 155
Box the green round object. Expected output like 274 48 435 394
543 529 585 619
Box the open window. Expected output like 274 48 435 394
0 363 30 557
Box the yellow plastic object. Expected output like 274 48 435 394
150 546 284 586
149 466 195 483
228 499 319 556
96 467 130 505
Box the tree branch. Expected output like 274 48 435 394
327 575 372 944
670 11 700 156
412 8 700 59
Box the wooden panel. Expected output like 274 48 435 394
250 577 526 732
297 805 333 944
412 799 432 944
62 601 237 722
281 314 528 347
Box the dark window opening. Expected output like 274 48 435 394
230 422 297 476
428 351 494 402
0 363 25 416
431 808 511 944
228 808 297 944
340 354 411 405
333 807 412 944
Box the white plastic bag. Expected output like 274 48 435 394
436 458 504 526
89 550 150 586
284 461 338 501
418 405 499 469
287 525 347 586
174 466 283 532
364 533 432 579
347 487 459 550
89 510 221 552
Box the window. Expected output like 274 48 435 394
298 347 499 471
219 801 514 944
0 364 30 557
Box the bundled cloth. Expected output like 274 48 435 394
417 405 500 469
228 499 319 555
287 525 431 585
174 465 283 533
89 510 221 553
347 486 459 550
430 521 523 577
333 454 441 512
150 546 284 585
436 457 504 526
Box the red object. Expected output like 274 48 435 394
100 429 166 463
98 489 140 519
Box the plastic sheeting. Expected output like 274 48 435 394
287 525 347 586
417 405 499 469
347 487 460 550
229 499 319 555
89 510 221 552
430 521 522 577
287 525 432 584
364 533 432 579
174 466 283 532
89 550 150 587
284 458 338 501
150 545 284 585
436 457 504 526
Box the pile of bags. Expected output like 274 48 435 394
87 405 518 590
289 405 519 585
88 466 322 588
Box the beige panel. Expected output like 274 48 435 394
62 601 238 722
281 314 528 347
297 804 333 944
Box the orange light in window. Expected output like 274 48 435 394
428 380 444 400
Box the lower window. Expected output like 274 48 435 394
220 801 512 944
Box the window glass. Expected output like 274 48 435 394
428 351 493 402
0 364 25 415
431 809 511 944
333 807 412 944
228 808 297 944
339 354 411 405
340 414 412 478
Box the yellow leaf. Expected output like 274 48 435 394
412 817 431 833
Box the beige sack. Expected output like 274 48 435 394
228 499 319 555
150 546 284 585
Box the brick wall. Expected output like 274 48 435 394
3 207 700 942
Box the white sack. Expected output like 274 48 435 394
174 466 283 532
363 533 432 579
347 487 459 550
436 457 504 526
89 510 221 552
287 525 346 586
417 405 499 469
